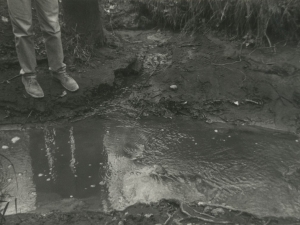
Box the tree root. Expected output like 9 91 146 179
179 203 232 224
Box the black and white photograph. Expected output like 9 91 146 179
0 0 300 224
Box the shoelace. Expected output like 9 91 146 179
25 77 35 86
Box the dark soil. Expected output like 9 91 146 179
1 0 300 224
3 200 300 225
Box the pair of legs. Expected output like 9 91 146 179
7 0 78 98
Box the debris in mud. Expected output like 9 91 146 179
170 85 177 90
1 16 8 23
11 136 20 143
60 91 67 98
211 208 225 216
233 101 239 106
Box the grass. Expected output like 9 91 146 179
134 0 300 45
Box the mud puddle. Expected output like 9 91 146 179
0 117 300 219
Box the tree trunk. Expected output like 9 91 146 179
62 0 105 46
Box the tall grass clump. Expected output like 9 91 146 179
135 0 300 45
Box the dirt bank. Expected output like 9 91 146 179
3 200 300 225
1 27 300 134
1 0 300 133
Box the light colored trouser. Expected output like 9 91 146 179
7 0 65 74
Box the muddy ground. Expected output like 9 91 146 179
1 0 300 224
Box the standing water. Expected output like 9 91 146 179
0 117 300 218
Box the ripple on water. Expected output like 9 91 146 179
0 118 300 218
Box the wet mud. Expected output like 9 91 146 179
1 27 300 134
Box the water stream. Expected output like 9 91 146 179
0 117 300 218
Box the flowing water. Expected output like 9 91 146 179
0 117 300 218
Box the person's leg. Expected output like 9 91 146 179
35 0 79 92
7 0 44 98
34 0 64 71
7 0 36 73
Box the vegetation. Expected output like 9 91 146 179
134 0 300 45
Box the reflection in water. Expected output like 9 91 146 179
29 121 108 211
0 118 300 218
0 130 36 215
69 127 77 175
44 127 56 182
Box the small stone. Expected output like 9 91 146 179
170 85 177 90
99 181 105 185
38 173 43 177
203 206 212 213
70 195 73 198
211 208 225 216
214 130 218 133
90 185 96 188
46 178 51 181
60 91 67 97
233 101 239 106
296 140 299 143
1 16 9 23
11 137 20 144
2 146 9 150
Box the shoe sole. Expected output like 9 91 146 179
21 78 45 98
52 75 79 92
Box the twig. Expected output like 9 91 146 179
197 202 257 217
187 205 215 218
263 218 271 225
123 38 143 44
179 203 232 224
211 59 242 66
0 201 9 223
0 74 21 84
248 46 276 56
164 212 174 225
27 110 33 119
179 44 202 48
0 154 19 216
